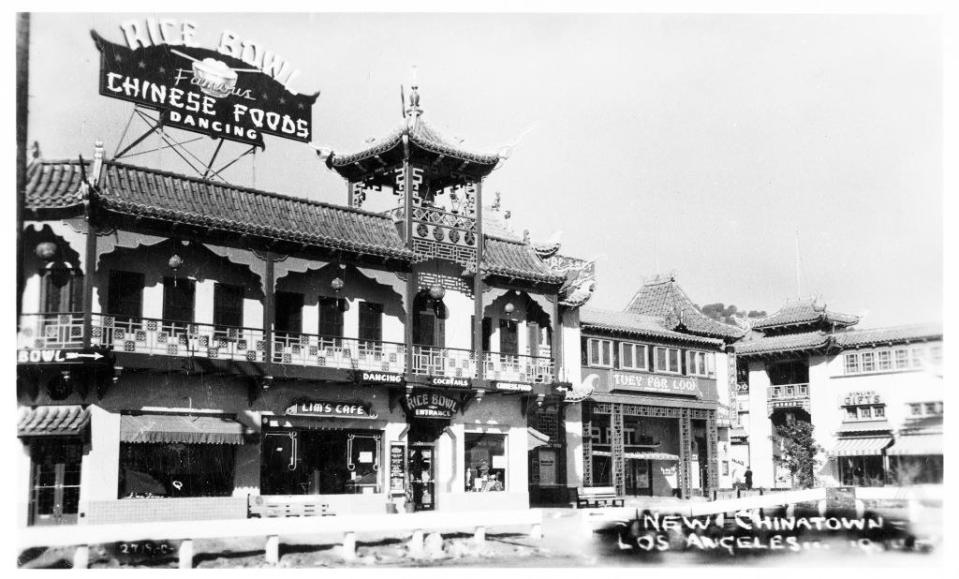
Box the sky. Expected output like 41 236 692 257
23 11 943 328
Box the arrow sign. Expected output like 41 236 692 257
65 352 104 361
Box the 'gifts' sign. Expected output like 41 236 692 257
92 18 318 147
285 400 377 419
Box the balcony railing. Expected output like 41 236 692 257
18 313 85 350
272 332 405 373
483 353 554 384
19 313 561 386
410 345 476 379
91 315 267 362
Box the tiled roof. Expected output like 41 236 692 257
625 277 745 340
580 309 724 347
24 160 88 209
837 323 942 349
26 160 413 261
482 236 565 284
752 299 859 331
18 405 91 437
734 330 831 356
330 116 502 169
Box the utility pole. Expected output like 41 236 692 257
16 13 30 318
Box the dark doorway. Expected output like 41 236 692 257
28 440 83 526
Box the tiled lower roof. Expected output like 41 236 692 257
734 331 830 356
752 298 859 331
18 405 91 437
580 309 724 347
26 159 414 260
836 323 942 348
482 236 565 284
625 277 745 340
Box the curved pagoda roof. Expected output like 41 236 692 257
751 298 859 334
327 88 503 184
624 275 745 341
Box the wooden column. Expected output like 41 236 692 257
582 403 592 486
678 409 692 499
706 410 719 492
473 180 484 383
402 153 414 377
81 205 97 349
262 251 275 365
611 403 625 496
15 14 28 318
551 295 562 381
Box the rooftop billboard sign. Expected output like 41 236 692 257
92 18 318 148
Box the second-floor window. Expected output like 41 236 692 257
843 404 885 421
687 351 710 377
619 342 647 371
358 302 383 343
587 338 613 368
274 291 303 336
654 346 681 374
107 270 144 320
908 401 943 417
499 319 518 355
318 297 344 338
844 344 936 375
163 277 195 323
42 268 83 313
213 283 244 329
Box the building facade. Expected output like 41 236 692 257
15 90 596 526
566 276 743 498
734 299 943 489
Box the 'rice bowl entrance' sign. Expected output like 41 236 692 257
92 18 318 148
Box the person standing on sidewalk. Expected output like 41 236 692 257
744 467 753 490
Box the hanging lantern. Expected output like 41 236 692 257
429 284 446 301
35 241 57 261
331 277 345 293
168 254 184 271
504 302 516 316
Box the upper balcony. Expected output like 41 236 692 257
17 312 556 389
766 383 810 416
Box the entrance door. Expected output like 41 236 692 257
625 459 652 496
29 440 82 526
408 444 435 511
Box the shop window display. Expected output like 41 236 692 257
119 443 235 498
465 433 506 492
261 429 381 495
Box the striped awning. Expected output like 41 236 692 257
18 405 91 437
120 414 246 445
591 449 680 461
887 433 943 456
830 436 892 457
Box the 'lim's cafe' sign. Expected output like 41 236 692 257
92 18 318 147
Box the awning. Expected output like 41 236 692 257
120 414 246 445
591 449 680 461
887 433 943 456
528 427 551 450
830 436 892 457
18 405 91 437
836 420 892 434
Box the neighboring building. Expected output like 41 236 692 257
570 275 744 498
734 298 943 489
15 89 595 526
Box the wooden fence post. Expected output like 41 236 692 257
342 532 357 561
474 526 486 545
265 535 280 565
178 539 194 570
72 545 89 570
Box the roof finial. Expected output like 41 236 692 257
492 192 501 211
29 141 41 163
91 140 105 188
405 66 422 119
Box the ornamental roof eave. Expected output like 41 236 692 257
751 299 860 332
328 117 502 175
580 308 725 348
625 277 745 341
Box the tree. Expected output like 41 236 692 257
773 420 823 489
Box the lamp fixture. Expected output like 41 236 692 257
168 254 183 271
331 276 345 293
35 241 57 261
429 283 445 301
